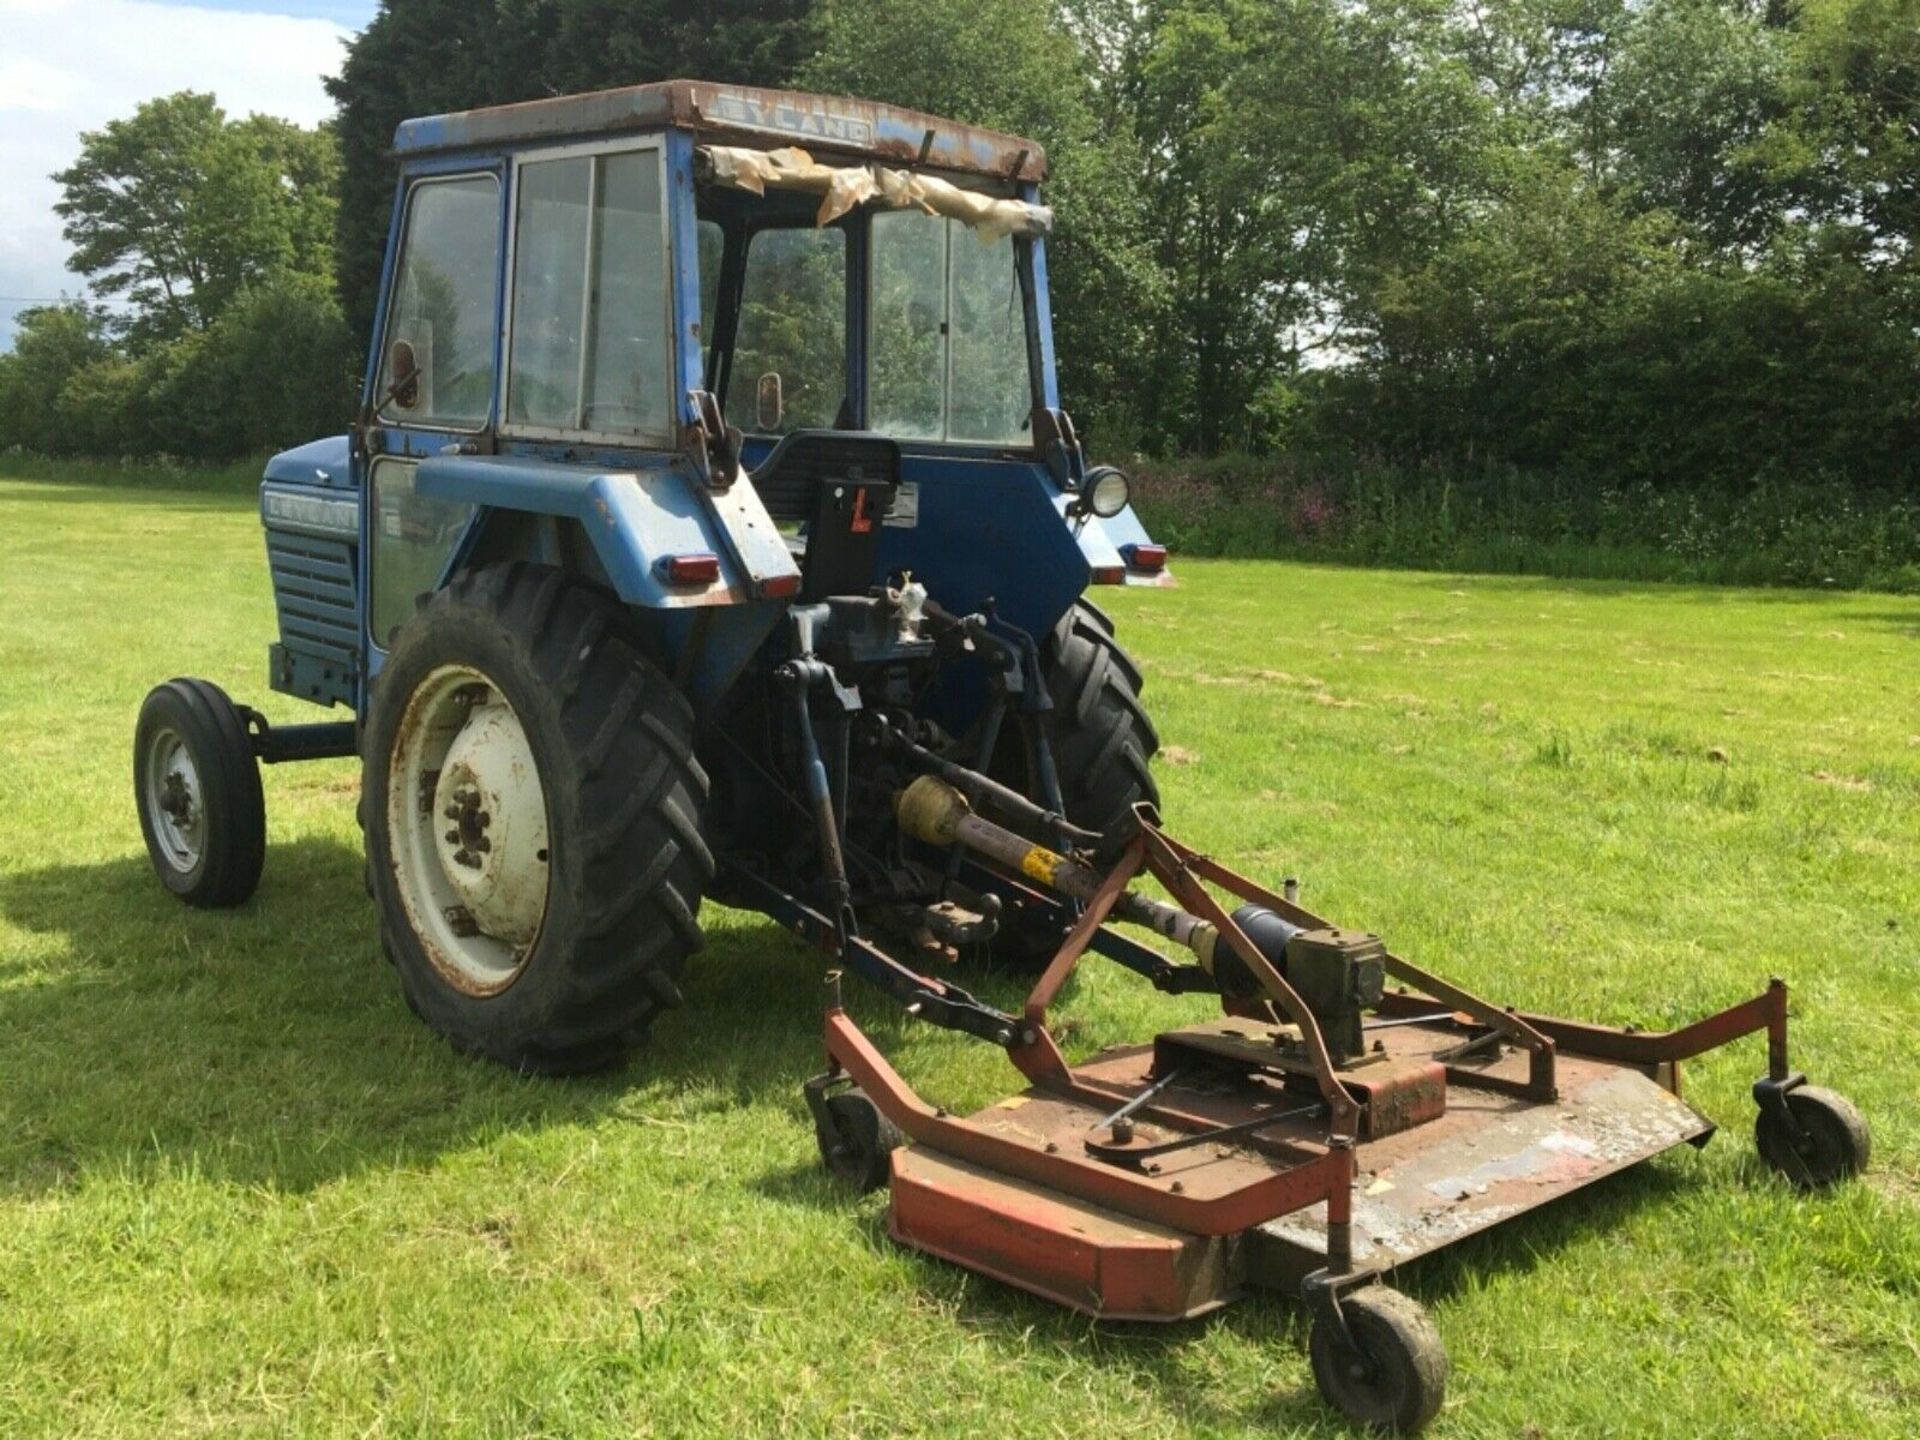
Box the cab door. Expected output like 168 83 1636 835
359 169 505 662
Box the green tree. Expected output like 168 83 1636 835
1601 0 1792 253
0 304 113 454
52 92 338 349
1773 0 1920 275
1133 0 1491 453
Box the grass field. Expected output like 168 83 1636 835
1 472 1916 1439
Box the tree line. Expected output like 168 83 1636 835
4 0 1914 498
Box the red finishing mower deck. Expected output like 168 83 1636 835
806 814 1867 1431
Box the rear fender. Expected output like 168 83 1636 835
414 452 794 708
417 453 797 607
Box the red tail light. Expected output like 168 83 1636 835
759 573 803 600
1090 564 1126 586
1124 543 1168 572
661 553 720 585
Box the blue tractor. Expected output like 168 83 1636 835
134 82 1869 1433
135 81 1169 1069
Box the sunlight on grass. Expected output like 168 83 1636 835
1 475 1916 1437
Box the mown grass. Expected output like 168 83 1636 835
1 472 1916 1439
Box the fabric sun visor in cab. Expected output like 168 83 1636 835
698 145 1053 239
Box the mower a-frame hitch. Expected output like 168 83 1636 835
801 803 1869 1433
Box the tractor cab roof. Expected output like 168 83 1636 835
392 79 1050 185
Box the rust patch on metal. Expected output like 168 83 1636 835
890 1147 1239 1321
395 81 1049 183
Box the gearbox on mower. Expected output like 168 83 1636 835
132 82 1867 1431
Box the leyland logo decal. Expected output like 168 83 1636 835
263 490 359 537
706 91 876 148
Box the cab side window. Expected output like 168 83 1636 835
377 175 502 430
506 148 671 440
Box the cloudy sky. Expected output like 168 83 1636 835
0 0 378 350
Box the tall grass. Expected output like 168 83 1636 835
12 449 1920 593
0 450 265 495
1131 455 1920 591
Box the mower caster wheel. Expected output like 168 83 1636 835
817 1090 902 1194
1308 1286 1448 1434
1757 1085 1870 1190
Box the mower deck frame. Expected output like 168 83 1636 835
812 817 1805 1321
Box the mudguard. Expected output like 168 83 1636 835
415 452 799 609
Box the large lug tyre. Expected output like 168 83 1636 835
989 599 1159 965
134 678 266 908
362 563 713 1075
1036 599 1160 860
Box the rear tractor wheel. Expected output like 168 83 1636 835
363 563 713 1074
990 598 1160 965
133 678 266 908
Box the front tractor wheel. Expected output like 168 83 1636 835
134 678 266 908
363 564 713 1074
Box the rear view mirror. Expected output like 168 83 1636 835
389 339 420 410
756 371 784 432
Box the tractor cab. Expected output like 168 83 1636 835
293 82 1166 715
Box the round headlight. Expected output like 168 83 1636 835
1082 466 1132 520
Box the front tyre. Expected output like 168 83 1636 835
134 678 266 908
363 564 713 1074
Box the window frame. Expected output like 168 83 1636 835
499 137 676 448
373 170 505 436
866 209 1039 449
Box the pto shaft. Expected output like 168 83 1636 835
894 776 1225 963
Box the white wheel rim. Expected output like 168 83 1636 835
387 664 550 996
144 728 205 873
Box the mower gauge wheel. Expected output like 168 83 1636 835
1308 1286 1449 1434
133 678 266 908
1756 1085 1870 1190
817 1090 903 1194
